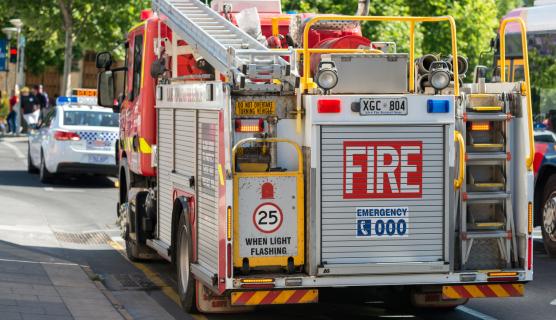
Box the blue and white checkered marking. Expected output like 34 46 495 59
78 131 118 148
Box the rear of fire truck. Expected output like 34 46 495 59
97 0 534 313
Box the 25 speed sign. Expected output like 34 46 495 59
253 202 283 233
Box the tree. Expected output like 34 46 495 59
0 0 148 95
283 0 504 81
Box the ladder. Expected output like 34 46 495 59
459 93 518 269
152 0 296 91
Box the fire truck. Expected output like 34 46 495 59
96 0 535 313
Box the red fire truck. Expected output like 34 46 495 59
96 0 535 313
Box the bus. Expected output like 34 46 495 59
494 1 556 116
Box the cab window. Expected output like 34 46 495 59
131 34 143 101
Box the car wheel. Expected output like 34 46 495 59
542 175 556 257
176 212 197 313
27 144 39 174
39 151 54 183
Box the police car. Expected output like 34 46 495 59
27 94 119 183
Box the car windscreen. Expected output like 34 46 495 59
63 110 119 127
534 133 556 143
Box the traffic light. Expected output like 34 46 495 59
9 46 17 63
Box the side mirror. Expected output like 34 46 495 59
97 70 115 107
96 51 113 69
474 65 488 83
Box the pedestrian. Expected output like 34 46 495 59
34 85 48 120
0 91 7 134
6 90 18 134
20 87 40 130
39 85 49 109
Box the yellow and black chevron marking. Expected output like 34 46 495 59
443 284 524 299
231 289 318 305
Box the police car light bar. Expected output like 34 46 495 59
56 96 78 105
56 95 98 106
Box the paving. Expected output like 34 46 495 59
0 240 125 320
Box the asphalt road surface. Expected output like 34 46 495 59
1 135 555 320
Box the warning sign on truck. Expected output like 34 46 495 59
238 177 298 258
235 100 276 116
355 207 409 238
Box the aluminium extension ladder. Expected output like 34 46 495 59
459 93 518 269
152 0 296 91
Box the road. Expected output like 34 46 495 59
1 135 555 320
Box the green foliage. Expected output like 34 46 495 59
528 49 556 114
284 0 507 81
0 0 526 82
0 0 149 75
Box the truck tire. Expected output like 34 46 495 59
124 222 142 261
541 175 556 257
176 212 197 313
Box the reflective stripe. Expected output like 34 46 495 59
443 284 524 299
231 290 318 305
139 138 152 154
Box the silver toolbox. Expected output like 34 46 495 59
329 53 408 94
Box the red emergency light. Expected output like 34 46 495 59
140 9 153 21
317 99 341 113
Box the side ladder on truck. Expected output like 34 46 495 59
460 93 518 269
152 0 297 91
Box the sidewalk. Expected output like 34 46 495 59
0 241 126 320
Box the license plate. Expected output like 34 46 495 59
235 100 276 116
359 97 408 115
89 155 109 163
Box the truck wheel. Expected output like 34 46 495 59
27 144 38 173
123 205 142 262
176 213 197 313
39 151 53 183
542 175 556 257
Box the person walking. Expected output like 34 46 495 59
20 87 40 130
34 85 48 121
6 90 18 134
39 85 49 109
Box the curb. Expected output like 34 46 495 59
82 265 135 320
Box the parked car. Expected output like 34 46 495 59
27 99 119 183
533 128 556 256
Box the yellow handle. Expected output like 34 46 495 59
499 17 534 171
300 15 458 95
231 138 304 174
271 16 292 38
454 130 465 189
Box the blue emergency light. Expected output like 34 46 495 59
56 96 78 105
56 95 97 106
427 99 450 113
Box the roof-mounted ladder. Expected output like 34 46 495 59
152 0 297 91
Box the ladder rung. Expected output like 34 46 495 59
466 152 507 161
465 191 510 201
470 143 504 149
466 113 508 121
469 93 499 98
473 222 505 228
469 106 503 112
472 182 505 188
465 230 510 239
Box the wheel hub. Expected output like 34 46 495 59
543 195 556 242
